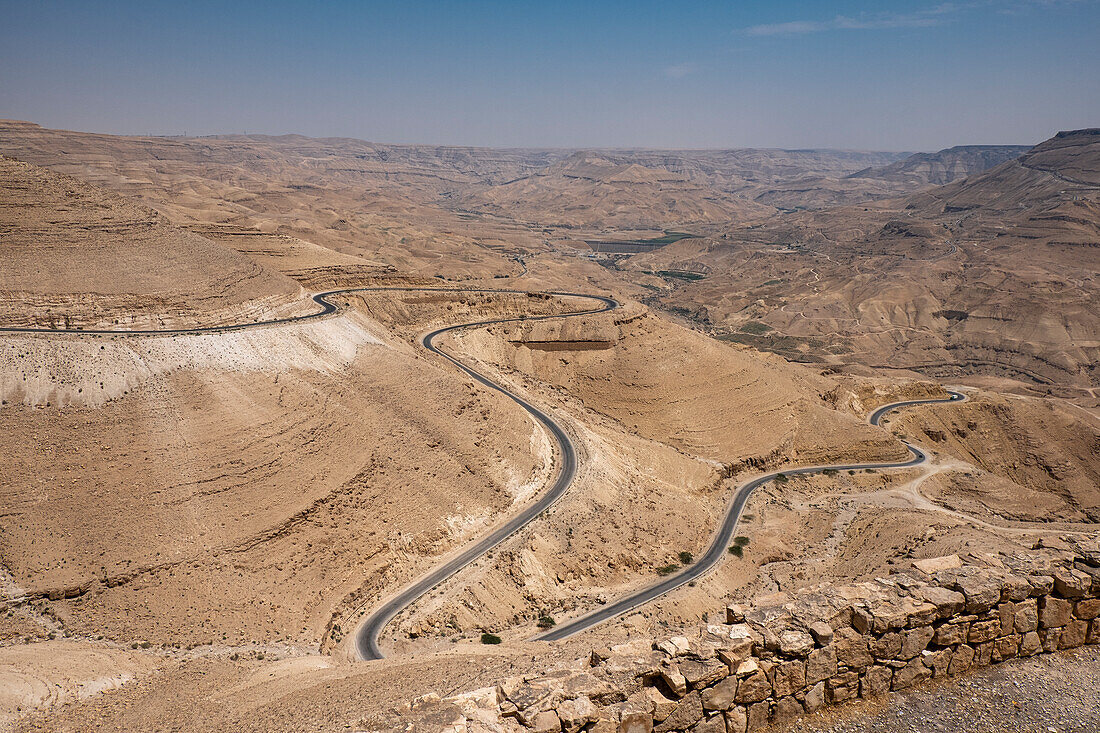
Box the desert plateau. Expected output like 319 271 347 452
1 3 1098 732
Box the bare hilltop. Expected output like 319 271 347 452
0 121 1095 733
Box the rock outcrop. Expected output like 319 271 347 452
404 547 1100 732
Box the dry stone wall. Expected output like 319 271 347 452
404 547 1100 733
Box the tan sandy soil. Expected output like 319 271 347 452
0 640 160 731
0 302 552 650
0 158 308 329
622 131 1100 392
0 121 1096 729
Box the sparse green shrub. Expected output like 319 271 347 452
775 473 789 483
728 545 743 557
656 564 680 576
678 551 694 564
481 633 502 644
734 536 750 547
537 615 555 629
738 321 773 335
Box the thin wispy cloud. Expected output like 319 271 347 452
744 3 963 36
742 0 1085 36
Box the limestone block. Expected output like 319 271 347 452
1040 597 1073 628
834 628 873 670
1040 628 1061 652
932 622 967 646
803 682 826 712
723 707 748 733
1075 598 1100 620
891 657 931 690
806 646 837 685
745 702 770 733
997 602 1017 636
827 671 859 703
912 555 962 574
659 666 688 698
734 671 770 704
900 625 934 659
872 631 903 659
770 659 806 698
860 665 893 697
531 710 561 733
645 688 677 723
808 621 834 646
1014 599 1039 633
680 659 728 689
1053 567 1091 599
653 692 703 733
1019 631 1042 656
772 696 804 725
976 641 994 666
1028 575 1054 597
923 648 952 678
948 644 975 676
700 677 737 712
992 634 1020 662
688 713 725 733
953 574 1001 613
778 629 815 657
1059 619 1088 649
917 586 965 618
968 619 1001 644
557 697 597 733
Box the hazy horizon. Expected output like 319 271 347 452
2 0 1098 151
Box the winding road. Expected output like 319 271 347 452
348 290 616 661
1 288 967 658
537 389 967 642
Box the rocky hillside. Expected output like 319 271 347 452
627 129 1100 392
457 152 775 228
849 145 1031 187
0 157 306 329
400 547 1100 733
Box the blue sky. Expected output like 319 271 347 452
1 0 1097 150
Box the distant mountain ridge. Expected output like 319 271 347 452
848 144 1032 186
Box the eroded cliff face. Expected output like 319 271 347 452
0 158 308 330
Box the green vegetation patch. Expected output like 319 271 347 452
656 564 680 576
738 321 773 335
644 270 706 281
678 551 694 564
481 633 502 644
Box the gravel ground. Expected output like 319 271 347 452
789 645 1100 733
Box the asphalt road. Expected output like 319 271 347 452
536 389 967 642
349 290 617 661
2 291 966 657
0 285 616 660
0 286 613 337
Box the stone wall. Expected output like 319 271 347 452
405 547 1100 733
